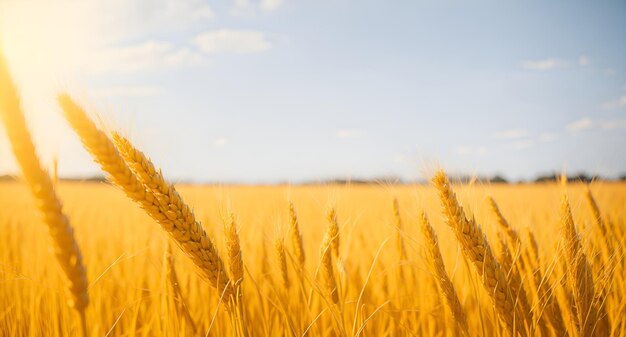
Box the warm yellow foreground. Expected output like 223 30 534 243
0 181 624 336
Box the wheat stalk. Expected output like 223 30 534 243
561 194 608 337
487 197 521 249
112 132 233 298
522 227 567 337
419 211 469 337
164 242 197 333
585 188 607 238
288 201 306 270
327 208 340 258
225 213 244 290
320 227 339 304
392 198 407 261
58 95 232 298
495 233 532 325
433 170 527 336
275 239 289 290
0 55 89 324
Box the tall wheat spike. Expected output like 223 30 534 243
0 54 89 321
327 208 340 258
392 198 407 261
419 211 469 337
275 239 290 289
585 187 612 255
320 226 339 304
433 171 527 336
487 197 521 249
488 198 532 324
112 132 233 298
561 195 608 337
584 188 613 334
225 213 244 289
288 201 306 269
58 95 232 298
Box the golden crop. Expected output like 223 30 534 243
1 179 625 336
1 50 625 336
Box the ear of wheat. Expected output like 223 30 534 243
288 201 306 269
561 195 609 337
225 213 244 290
487 197 521 250
320 227 339 304
58 95 232 298
433 171 528 336
112 132 233 298
392 198 407 261
275 239 289 290
419 211 469 337
327 208 340 258
0 54 89 327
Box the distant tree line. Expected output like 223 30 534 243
1 172 626 185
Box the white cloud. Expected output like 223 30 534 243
502 132 558 151
510 140 534 150
261 0 285 11
521 58 567 71
91 86 164 98
601 95 626 110
604 69 617 76
456 145 487 156
213 138 229 147
598 119 626 130
578 55 590 66
90 41 205 74
232 0 285 14
538 133 558 143
335 129 364 139
232 0 253 12
567 118 594 132
492 129 527 140
194 30 272 54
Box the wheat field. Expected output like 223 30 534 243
2 51 626 336
1 179 625 336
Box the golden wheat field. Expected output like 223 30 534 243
0 179 625 336
1 11 626 335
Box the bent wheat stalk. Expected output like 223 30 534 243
0 54 88 331
419 211 469 337
58 95 232 298
433 171 528 336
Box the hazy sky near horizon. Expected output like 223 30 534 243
0 0 625 183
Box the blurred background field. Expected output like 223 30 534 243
1 180 623 336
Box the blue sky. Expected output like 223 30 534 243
0 0 625 183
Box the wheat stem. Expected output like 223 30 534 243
0 54 89 319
